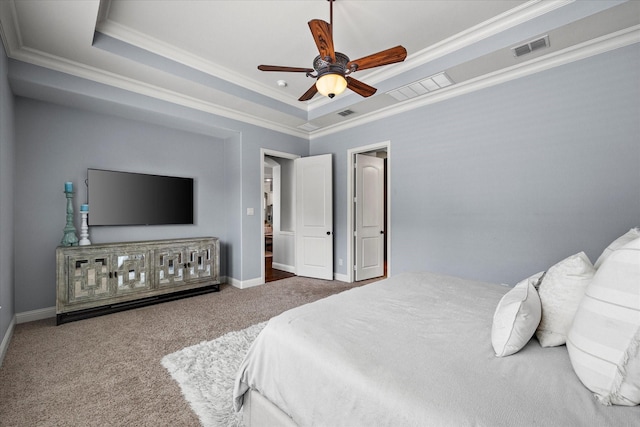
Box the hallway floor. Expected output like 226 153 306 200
265 253 295 282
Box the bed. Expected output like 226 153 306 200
233 232 640 426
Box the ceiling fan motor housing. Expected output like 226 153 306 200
313 52 350 75
314 52 350 97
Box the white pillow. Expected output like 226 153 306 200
567 237 640 406
491 272 542 357
594 227 640 269
536 252 595 347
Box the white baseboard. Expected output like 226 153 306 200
0 316 16 368
272 262 295 273
226 276 241 288
16 306 56 324
11 279 230 326
229 272 349 287
228 276 264 289
224 272 357 288
334 273 349 283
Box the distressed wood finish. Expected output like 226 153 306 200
346 77 377 97
346 45 407 72
308 19 335 63
56 237 220 324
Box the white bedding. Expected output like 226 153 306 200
233 272 640 426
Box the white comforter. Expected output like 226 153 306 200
233 272 640 426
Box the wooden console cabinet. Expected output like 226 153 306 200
56 237 220 324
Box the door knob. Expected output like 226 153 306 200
326 231 331 235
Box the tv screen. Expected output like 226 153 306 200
87 169 194 226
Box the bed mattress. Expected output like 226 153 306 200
233 272 640 426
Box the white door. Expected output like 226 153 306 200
295 154 333 280
354 154 385 281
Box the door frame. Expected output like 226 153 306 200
346 141 391 283
260 148 300 284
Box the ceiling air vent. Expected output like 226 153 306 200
338 109 355 117
512 35 550 57
387 72 453 102
298 122 319 131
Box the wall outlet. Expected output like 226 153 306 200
247 208 254 216
338 259 343 266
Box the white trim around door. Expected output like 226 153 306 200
346 141 392 283
260 149 301 285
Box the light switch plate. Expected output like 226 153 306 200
247 208 254 216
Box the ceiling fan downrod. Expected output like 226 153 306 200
329 0 334 42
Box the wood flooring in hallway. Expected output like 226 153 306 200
265 252 295 282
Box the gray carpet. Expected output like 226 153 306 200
0 276 374 426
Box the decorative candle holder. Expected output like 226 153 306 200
60 184 79 247
79 205 91 246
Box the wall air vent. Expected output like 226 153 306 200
338 109 355 117
387 72 453 102
512 35 550 57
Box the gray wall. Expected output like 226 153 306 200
7 58 309 312
13 98 229 312
311 45 640 285
223 133 242 284
0 35 15 347
6 38 638 314
9 59 309 289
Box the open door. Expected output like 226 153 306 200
295 154 333 280
354 154 385 281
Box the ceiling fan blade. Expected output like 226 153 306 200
299 83 319 101
308 19 335 62
346 77 377 98
258 65 314 73
347 45 407 72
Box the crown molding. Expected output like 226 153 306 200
9 43 309 139
310 25 640 140
0 0 22 55
95 18 304 111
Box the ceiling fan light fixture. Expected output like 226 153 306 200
316 73 347 98
257 2 406 102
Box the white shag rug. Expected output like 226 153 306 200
162 322 267 427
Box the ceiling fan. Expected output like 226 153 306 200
258 0 407 101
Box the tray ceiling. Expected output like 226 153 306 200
1 0 638 138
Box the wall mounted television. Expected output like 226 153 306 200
87 168 194 226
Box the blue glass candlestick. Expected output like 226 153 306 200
61 185 79 246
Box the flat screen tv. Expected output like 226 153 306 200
87 169 194 226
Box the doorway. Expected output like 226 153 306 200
347 142 391 282
261 149 298 283
260 150 334 284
